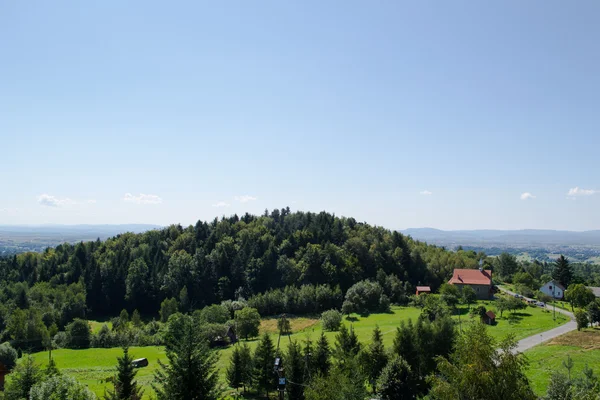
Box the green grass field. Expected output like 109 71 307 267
525 328 600 396
23 300 568 398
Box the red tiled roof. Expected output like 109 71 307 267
448 269 492 285
416 286 431 292
486 310 496 319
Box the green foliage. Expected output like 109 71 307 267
159 298 178 323
304 362 367 400
342 280 389 315
575 309 589 331
234 307 260 340
45 357 60 377
253 333 276 397
198 304 230 324
153 315 220 400
378 355 417 400
360 325 388 393
438 284 460 308
226 345 243 391
277 314 292 335
428 323 536 400
513 271 537 289
321 309 342 331
470 305 487 319
0 342 18 371
30 374 98 400
66 318 91 349
3 355 43 400
119 309 129 325
104 346 143 400
495 252 519 278
553 255 573 288
546 371 572 400
460 285 477 307
286 340 306 400
565 284 595 310
535 291 553 304
313 332 331 376
334 324 361 364
130 310 142 328
587 299 600 325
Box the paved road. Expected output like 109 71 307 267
497 286 576 353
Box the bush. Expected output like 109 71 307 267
53 332 69 349
65 319 91 349
342 280 387 315
30 374 97 400
0 342 18 371
321 310 342 331
575 309 589 331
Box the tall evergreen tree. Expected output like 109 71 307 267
378 356 417 400
105 346 143 400
153 315 220 400
3 355 43 400
239 343 254 393
253 333 276 397
286 340 306 400
226 345 243 392
334 324 360 364
552 255 573 288
314 332 331 376
361 325 388 393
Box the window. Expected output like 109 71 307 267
549 286 552 290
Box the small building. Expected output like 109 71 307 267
483 310 496 325
226 326 237 344
448 268 493 300
132 358 148 368
416 286 431 295
539 281 565 299
587 287 600 298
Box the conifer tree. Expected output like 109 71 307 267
45 357 60 377
552 255 573 288
239 343 254 393
286 340 306 400
334 324 360 365
153 315 220 400
131 309 142 328
253 333 276 397
226 345 243 392
105 346 143 400
361 325 388 393
314 332 331 376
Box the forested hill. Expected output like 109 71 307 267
0 210 482 317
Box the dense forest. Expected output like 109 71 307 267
0 210 483 321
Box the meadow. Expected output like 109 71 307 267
525 328 600 396
25 299 569 398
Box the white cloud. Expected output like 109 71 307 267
567 187 597 197
37 194 76 207
419 190 433 195
234 195 258 203
123 193 163 205
87 199 97 204
0 208 20 213
520 192 536 200
212 201 230 208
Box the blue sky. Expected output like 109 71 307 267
1 1 599 230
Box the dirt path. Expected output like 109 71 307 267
497 286 576 353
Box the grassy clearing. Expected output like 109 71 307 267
89 319 113 334
525 328 600 396
28 346 166 399
25 300 567 398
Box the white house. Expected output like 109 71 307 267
539 281 565 299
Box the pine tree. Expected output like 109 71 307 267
314 332 331 376
253 333 276 397
226 345 243 392
286 340 306 400
334 324 361 365
239 343 254 393
131 309 142 328
3 355 43 400
361 325 388 393
377 356 416 400
105 346 143 400
45 357 60 377
552 255 573 288
153 315 220 400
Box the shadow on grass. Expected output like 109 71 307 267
346 316 359 322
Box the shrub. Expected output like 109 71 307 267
0 342 18 371
321 310 342 331
575 309 589 331
65 318 91 349
30 374 97 400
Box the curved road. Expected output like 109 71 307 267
497 286 576 353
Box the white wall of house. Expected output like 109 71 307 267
540 281 564 299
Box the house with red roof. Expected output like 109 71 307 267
415 286 431 295
448 268 493 300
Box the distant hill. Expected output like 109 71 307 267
402 228 600 263
402 228 600 246
0 224 161 254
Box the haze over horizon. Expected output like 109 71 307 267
1 1 599 230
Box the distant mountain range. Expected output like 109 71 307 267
0 224 161 255
402 228 600 246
